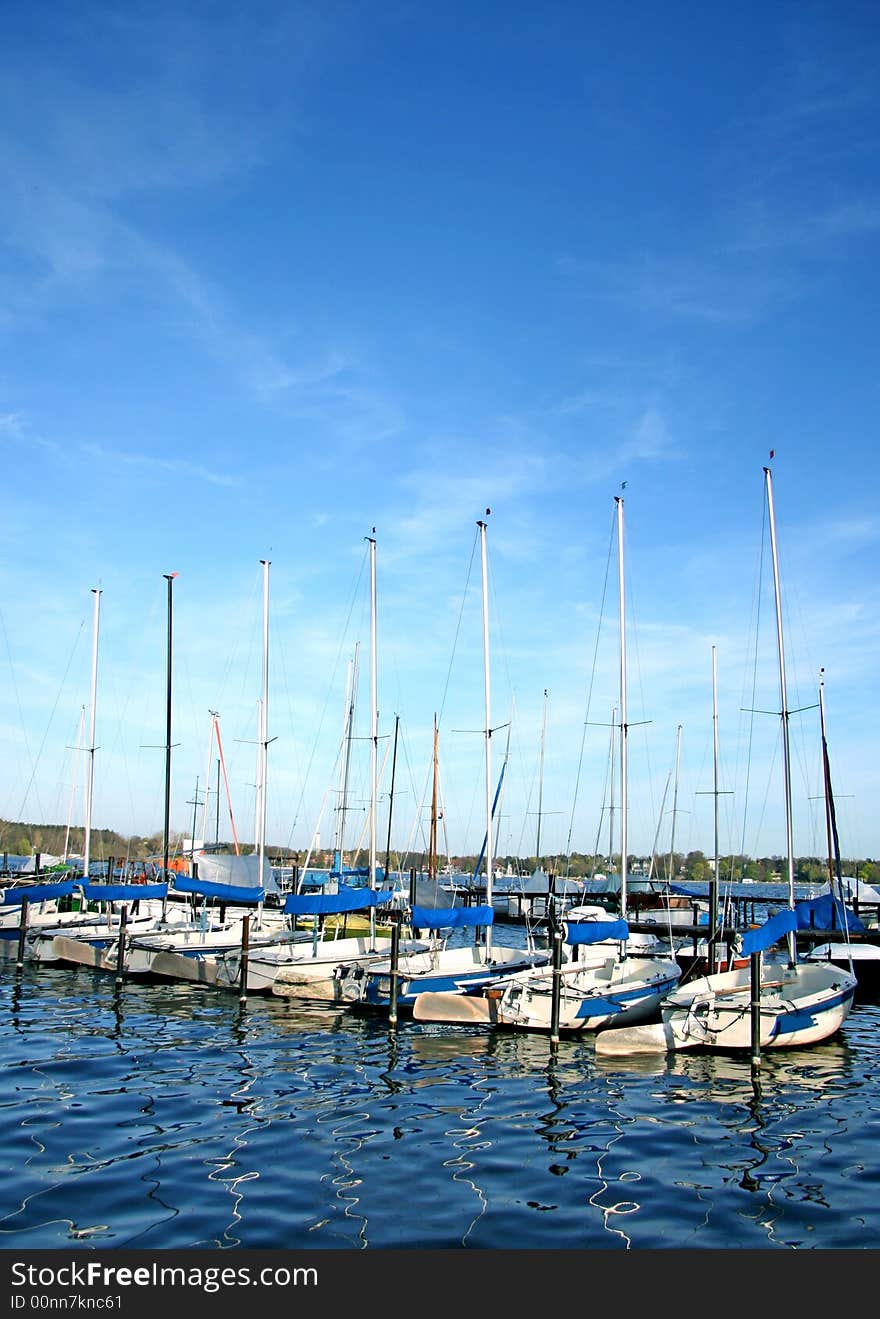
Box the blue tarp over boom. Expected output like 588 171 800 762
172 875 265 905
565 918 629 944
411 905 494 929
1 880 76 905
795 893 865 932
738 908 797 956
81 882 169 902
284 885 383 916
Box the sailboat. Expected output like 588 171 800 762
23 585 190 967
200 534 428 997
349 515 549 1013
413 494 681 1033
596 466 857 1056
48 568 288 978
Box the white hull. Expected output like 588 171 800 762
354 942 548 1008
215 932 400 994
9 902 179 964
412 951 680 1034
487 953 681 1033
120 917 296 977
596 959 857 1055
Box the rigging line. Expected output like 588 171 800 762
776 515 821 841
13 614 87 825
285 544 370 849
400 716 431 871
401 531 481 867
273 619 308 845
589 708 616 880
436 526 479 729
622 538 658 851
0 608 71 830
563 507 616 868
231 568 264 751
294 695 353 884
735 482 768 884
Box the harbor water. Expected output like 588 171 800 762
1 954 878 1261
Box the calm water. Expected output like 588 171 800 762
1 959 878 1254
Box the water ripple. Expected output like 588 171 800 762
0 966 877 1247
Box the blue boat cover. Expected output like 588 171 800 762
1 880 77 905
565 918 628 945
738 908 797 956
81 882 169 901
794 893 865 933
284 885 382 916
172 875 265 904
411 904 494 929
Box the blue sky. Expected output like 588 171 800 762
1 1 878 869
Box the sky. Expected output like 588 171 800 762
1 0 878 870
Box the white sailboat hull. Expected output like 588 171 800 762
413 952 680 1034
596 960 857 1055
354 942 548 1009
215 932 398 994
488 954 681 1033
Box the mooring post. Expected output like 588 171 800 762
750 950 762 1068
239 913 250 1004
550 925 564 1045
388 910 401 1028
115 905 128 986
16 897 29 970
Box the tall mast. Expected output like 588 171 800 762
258 559 270 895
215 754 221 847
478 513 494 959
200 716 215 847
82 588 101 880
334 657 353 866
384 713 400 881
615 495 628 927
336 647 359 870
819 668 846 912
536 689 548 866
608 705 617 875
162 573 177 882
187 777 201 860
667 723 682 884
429 714 439 882
208 712 240 855
709 645 720 973
764 465 796 965
367 532 378 944
64 705 85 863
819 669 834 890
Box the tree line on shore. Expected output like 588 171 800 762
2 818 878 888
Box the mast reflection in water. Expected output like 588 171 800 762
0 965 877 1250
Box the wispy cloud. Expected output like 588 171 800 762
0 6 363 419
0 411 61 455
80 441 239 488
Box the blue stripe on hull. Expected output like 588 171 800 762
771 984 856 1038
363 959 538 1006
574 973 679 1019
